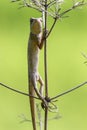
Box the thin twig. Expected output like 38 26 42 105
47 1 87 38
47 18 57 38
50 81 87 101
24 2 55 18
13 0 55 17
0 82 39 100
21 2 42 12
47 0 63 8
60 1 87 17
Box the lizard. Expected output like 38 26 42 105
27 17 47 130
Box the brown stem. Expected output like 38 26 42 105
44 6 48 98
44 1 48 130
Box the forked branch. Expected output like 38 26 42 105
47 0 87 38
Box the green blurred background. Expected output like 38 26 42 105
0 0 87 130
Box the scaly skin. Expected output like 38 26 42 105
28 17 46 130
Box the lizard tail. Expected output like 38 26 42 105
29 86 37 130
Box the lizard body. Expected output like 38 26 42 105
28 17 46 130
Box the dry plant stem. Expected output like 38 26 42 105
44 107 48 130
50 81 87 101
44 1 48 130
44 0 48 98
0 82 39 99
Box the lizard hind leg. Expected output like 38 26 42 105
38 75 44 97
31 73 47 107
31 73 43 99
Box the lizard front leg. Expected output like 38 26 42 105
36 29 48 49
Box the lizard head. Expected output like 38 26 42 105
30 17 43 35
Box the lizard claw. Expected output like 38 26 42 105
43 28 49 39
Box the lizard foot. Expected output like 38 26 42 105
41 97 58 112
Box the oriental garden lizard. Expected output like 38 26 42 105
27 17 47 130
